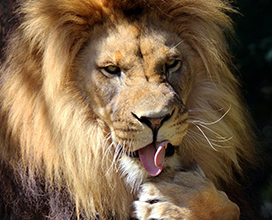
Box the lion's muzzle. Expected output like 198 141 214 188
131 109 174 141
130 107 177 176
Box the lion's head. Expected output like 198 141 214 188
0 0 255 219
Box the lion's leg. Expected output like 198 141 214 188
132 171 240 220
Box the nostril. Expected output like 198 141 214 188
161 112 173 124
138 116 153 129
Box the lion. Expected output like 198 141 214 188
0 0 256 219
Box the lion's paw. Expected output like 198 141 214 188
133 199 191 220
132 172 240 220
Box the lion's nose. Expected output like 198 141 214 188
132 111 173 133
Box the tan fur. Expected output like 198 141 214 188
133 172 240 220
0 0 255 219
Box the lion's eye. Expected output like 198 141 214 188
165 59 182 73
101 65 121 77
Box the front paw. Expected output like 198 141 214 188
132 172 240 220
133 192 190 220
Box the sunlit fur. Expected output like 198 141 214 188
0 0 255 219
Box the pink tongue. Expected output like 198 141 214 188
138 141 169 176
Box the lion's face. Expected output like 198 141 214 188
76 19 195 177
0 0 257 218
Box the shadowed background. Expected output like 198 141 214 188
231 1 272 218
1 0 271 218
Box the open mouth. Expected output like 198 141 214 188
129 141 176 176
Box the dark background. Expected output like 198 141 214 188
231 1 272 218
1 0 272 218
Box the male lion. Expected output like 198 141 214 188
0 0 256 219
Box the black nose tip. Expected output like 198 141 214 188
132 110 173 133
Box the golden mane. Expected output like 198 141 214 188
0 0 255 219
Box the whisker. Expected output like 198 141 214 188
101 134 112 157
188 105 231 126
126 139 133 154
171 40 183 49
192 124 218 151
188 127 233 148
187 130 231 149
188 107 224 113
104 140 120 176
112 144 123 173
192 123 232 141
101 134 115 170
184 132 200 148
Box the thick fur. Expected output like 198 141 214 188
0 0 256 219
